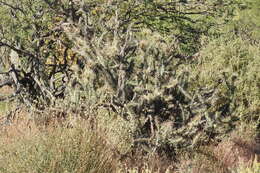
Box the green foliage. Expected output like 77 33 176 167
0 0 81 106
190 36 260 121
232 0 260 42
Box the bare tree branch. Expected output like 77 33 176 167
0 0 25 14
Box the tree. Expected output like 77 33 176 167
0 0 78 106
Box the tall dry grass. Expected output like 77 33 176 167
0 110 258 173
0 115 118 173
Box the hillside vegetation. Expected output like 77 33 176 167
0 0 259 172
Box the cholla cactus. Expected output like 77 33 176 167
0 0 243 155
55 0 239 154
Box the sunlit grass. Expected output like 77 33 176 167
0 120 118 173
0 101 10 115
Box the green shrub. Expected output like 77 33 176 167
186 35 260 122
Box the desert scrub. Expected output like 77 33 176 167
95 109 137 155
0 0 259 165
233 158 260 173
0 122 118 173
175 116 260 173
185 35 260 122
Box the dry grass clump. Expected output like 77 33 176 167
176 126 260 173
213 127 260 170
214 138 257 169
0 86 14 96
176 148 229 173
0 111 174 173
119 151 175 173
234 157 260 173
0 107 259 173
0 117 118 173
